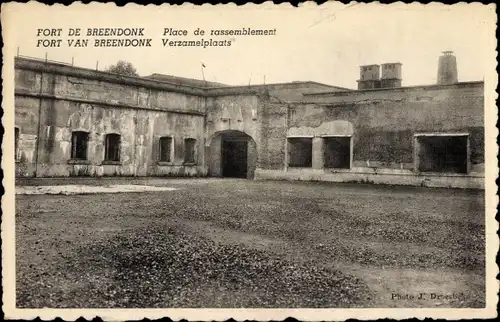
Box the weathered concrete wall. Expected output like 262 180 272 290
257 100 288 170
15 58 206 177
204 93 263 175
207 135 223 177
205 94 260 142
143 110 205 177
15 96 40 177
241 82 349 102
205 81 349 103
21 99 205 177
293 82 484 170
15 64 205 114
14 58 351 179
255 168 484 189
203 83 346 170
14 57 485 188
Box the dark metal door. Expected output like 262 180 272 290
222 140 248 178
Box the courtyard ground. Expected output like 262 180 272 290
15 178 485 308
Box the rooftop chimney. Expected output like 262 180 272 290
357 65 381 90
437 51 458 85
381 62 402 88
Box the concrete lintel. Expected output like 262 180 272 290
414 132 470 137
320 134 352 138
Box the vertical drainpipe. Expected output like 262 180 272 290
413 135 419 173
133 109 138 177
133 89 139 177
202 94 207 176
466 134 471 174
284 103 289 172
148 88 152 176
34 69 45 177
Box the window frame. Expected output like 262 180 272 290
159 136 173 163
183 138 197 164
413 133 470 174
104 133 121 163
70 131 90 161
287 136 313 168
322 135 353 170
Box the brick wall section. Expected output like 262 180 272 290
258 98 288 170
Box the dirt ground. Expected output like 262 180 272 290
15 178 485 308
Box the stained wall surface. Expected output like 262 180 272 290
14 57 485 188
15 58 206 177
290 83 484 170
255 82 485 189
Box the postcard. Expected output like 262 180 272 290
1 1 498 320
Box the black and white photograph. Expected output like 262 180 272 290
1 1 498 321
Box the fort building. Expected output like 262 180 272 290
14 51 484 189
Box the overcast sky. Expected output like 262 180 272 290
3 2 496 89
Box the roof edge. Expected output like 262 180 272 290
302 81 484 96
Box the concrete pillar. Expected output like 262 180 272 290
312 137 324 170
413 136 420 172
247 139 257 179
208 135 222 177
466 135 471 174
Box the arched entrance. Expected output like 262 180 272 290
207 130 257 179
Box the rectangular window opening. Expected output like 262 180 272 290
71 131 89 160
324 136 351 169
104 133 121 162
159 137 172 162
288 137 312 167
184 138 196 164
416 135 468 174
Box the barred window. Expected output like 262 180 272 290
71 131 89 160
